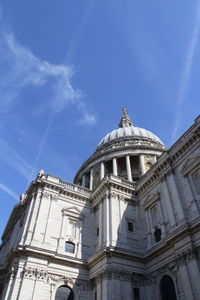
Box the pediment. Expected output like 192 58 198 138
181 155 200 176
62 206 84 219
143 192 160 209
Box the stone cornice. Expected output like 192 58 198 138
88 217 200 271
23 266 75 284
136 117 200 196
1 244 88 273
1 217 200 282
93 266 132 282
91 175 136 206
88 246 145 270
181 155 200 176
36 175 91 203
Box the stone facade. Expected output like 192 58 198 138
0 111 200 300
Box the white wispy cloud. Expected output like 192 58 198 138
0 30 96 124
0 139 32 180
0 182 18 200
0 29 96 180
0 31 80 113
76 100 96 125
171 3 200 143
66 0 97 63
28 112 53 183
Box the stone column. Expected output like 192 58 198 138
99 200 103 248
25 191 42 243
102 271 112 300
160 177 176 227
89 168 93 190
22 192 36 244
119 196 127 246
100 162 105 180
186 252 200 299
166 171 184 221
145 210 152 248
157 199 166 237
3 274 15 300
126 155 132 181
82 174 86 187
112 157 118 176
77 219 83 258
178 262 193 300
121 272 132 299
148 208 156 244
103 194 110 247
139 154 146 175
109 194 113 246
96 275 102 300
186 176 199 217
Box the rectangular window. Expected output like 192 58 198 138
96 227 99 236
133 288 140 300
128 221 134 232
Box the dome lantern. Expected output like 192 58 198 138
118 108 135 128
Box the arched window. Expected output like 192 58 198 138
160 275 177 300
55 285 74 300
65 242 75 254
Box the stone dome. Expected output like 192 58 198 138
98 126 164 148
97 108 164 149
74 109 166 189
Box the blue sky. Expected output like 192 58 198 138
0 0 200 238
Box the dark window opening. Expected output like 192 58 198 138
96 227 99 236
0 282 4 299
94 291 97 300
93 165 100 190
105 160 112 175
132 176 139 182
128 221 134 232
65 242 75 253
134 287 140 300
117 157 127 180
154 227 162 242
130 156 140 179
55 285 74 300
85 172 90 189
160 275 177 300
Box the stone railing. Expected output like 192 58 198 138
41 174 92 197
107 174 136 189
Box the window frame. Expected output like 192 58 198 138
65 241 75 254
127 220 134 233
